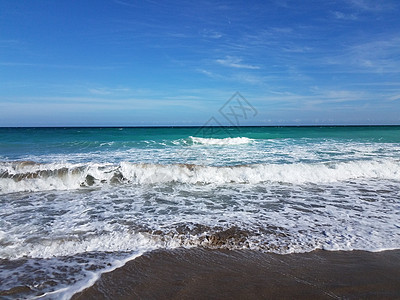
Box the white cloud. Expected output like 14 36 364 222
325 36 400 73
0 62 116 70
348 0 395 12
112 0 136 7
216 56 260 69
232 73 265 85
319 90 366 102
389 94 400 101
349 37 400 72
333 11 358 20
201 29 222 39
0 96 201 110
197 69 223 80
88 87 131 96
198 68 269 85
282 46 312 53
270 27 293 34
88 88 112 95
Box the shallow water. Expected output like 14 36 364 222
1 126 399 298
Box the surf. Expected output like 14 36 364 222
188 136 253 145
1 159 399 194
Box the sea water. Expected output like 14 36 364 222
0 126 399 298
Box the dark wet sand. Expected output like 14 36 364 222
73 248 400 299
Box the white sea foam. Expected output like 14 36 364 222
2 173 399 298
189 136 253 145
0 231 182 260
0 161 114 194
9 139 400 168
55 251 144 300
119 160 400 184
1 159 399 193
2 181 399 258
0 232 180 300
2 129 400 299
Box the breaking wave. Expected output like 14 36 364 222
189 136 253 145
1 159 399 194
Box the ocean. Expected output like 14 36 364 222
1 126 400 299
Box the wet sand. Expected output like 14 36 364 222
73 248 400 299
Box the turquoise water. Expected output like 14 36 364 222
1 126 400 155
1 126 400 298
1 126 400 163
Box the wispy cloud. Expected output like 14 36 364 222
197 68 279 87
112 0 137 8
197 69 222 79
270 27 293 34
348 0 396 12
0 95 202 109
325 36 400 73
388 94 400 101
88 87 131 96
316 89 368 102
231 73 266 85
215 56 260 69
282 45 313 53
201 29 222 39
349 37 400 72
333 11 358 20
0 62 119 70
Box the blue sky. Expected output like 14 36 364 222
1 0 400 126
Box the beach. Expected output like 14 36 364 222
1 126 400 299
73 248 400 299
3 0 400 298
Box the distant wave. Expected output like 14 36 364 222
1 159 400 194
189 136 253 145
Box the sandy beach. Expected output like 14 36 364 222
3 0 400 296
2 127 400 298
73 248 400 299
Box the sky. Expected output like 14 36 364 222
1 0 400 126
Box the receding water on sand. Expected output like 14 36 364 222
72 248 400 300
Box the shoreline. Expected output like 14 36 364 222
73 248 400 299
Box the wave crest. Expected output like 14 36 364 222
1 159 399 194
189 136 253 145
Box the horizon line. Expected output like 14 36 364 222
1 124 400 129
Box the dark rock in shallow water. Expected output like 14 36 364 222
204 227 249 247
85 174 95 186
0 285 33 297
